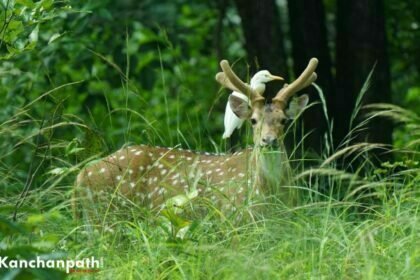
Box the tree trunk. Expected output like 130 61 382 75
335 0 392 158
287 0 334 154
233 0 287 99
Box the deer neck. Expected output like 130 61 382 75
254 143 291 188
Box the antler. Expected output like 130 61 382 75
217 60 265 104
272 58 318 108
215 72 241 93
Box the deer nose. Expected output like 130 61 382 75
262 136 277 146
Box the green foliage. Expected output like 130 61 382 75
0 0 249 189
385 1 420 148
0 0 69 58
0 0 238 194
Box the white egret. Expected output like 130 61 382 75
221 70 283 138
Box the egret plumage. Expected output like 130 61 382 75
222 70 283 138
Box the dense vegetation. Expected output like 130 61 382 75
0 0 419 279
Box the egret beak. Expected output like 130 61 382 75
269 74 284 81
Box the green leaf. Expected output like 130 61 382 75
48 33 63 44
407 87 420 102
29 25 39 43
40 0 54 10
0 217 27 236
25 211 63 227
161 209 191 229
46 167 68 175
16 0 35 8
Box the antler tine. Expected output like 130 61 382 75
297 72 317 92
219 60 265 103
273 58 318 107
215 72 241 93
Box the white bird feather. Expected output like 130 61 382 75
223 92 249 139
222 70 283 138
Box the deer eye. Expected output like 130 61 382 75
250 118 257 125
280 119 288 125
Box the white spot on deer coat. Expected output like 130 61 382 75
99 168 106 173
119 155 125 160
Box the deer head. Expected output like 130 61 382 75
216 58 318 147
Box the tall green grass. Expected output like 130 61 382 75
1 65 419 280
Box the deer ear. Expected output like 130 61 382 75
285 94 309 119
229 94 252 119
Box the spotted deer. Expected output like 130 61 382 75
75 58 318 215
